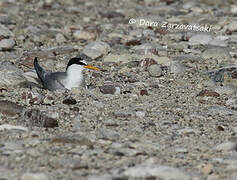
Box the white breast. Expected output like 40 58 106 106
65 64 84 89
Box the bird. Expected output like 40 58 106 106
34 55 99 91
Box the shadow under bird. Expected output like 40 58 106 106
34 56 99 91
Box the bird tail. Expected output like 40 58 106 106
34 57 46 84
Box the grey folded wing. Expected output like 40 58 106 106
43 72 67 91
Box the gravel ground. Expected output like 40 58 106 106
0 0 237 179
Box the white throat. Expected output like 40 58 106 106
65 64 84 89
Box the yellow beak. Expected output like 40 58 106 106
84 65 100 71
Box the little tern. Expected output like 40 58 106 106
34 56 99 91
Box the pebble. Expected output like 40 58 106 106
23 71 40 84
0 61 26 87
21 173 51 180
177 128 201 136
189 34 212 45
22 91 44 105
201 47 231 62
214 142 237 151
155 57 171 66
208 39 227 47
139 58 157 70
231 6 237 15
132 43 162 55
0 100 23 117
147 64 163 77
55 33 66 43
103 54 135 63
62 97 77 105
196 89 220 97
123 164 191 180
201 164 213 175
228 21 237 32
170 61 186 75
143 29 155 37
207 105 237 116
135 111 146 118
83 41 111 59
0 168 19 180
96 128 119 140
24 109 59 128
0 38 15 50
0 24 13 37
100 84 116 95
0 124 28 132
50 158 88 169
214 85 237 95
51 135 93 147
73 30 96 40
175 148 188 153
140 89 149 96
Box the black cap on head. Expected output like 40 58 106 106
66 54 89 69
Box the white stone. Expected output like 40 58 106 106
215 142 237 151
135 111 145 118
73 30 96 40
123 164 191 180
83 41 110 56
21 173 51 180
56 33 66 43
228 21 237 32
231 6 237 15
189 34 212 45
0 124 28 132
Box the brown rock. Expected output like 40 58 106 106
140 89 149 96
62 97 77 105
100 84 116 94
197 90 220 97
24 109 58 128
139 58 157 70
0 100 23 117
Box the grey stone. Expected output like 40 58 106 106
0 38 15 50
96 128 119 140
208 39 227 47
0 100 23 117
177 128 201 135
100 84 116 95
103 54 135 63
147 64 163 77
202 47 231 62
170 61 186 75
228 21 237 32
0 61 26 86
21 173 51 180
231 6 237 15
0 124 28 132
0 24 13 37
189 34 212 45
135 111 145 118
56 33 66 43
215 142 237 151
83 41 111 59
207 105 237 116
73 30 96 40
214 85 237 95
123 164 191 180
